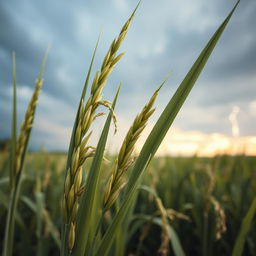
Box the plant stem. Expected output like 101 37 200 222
61 224 68 256
3 177 22 256
202 214 208 256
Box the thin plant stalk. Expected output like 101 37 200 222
3 50 48 256
202 214 209 256
3 52 17 256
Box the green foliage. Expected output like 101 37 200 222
1 154 256 255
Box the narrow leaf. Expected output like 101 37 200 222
126 0 240 193
95 158 151 256
10 52 17 188
95 2 240 255
61 37 100 255
232 197 256 256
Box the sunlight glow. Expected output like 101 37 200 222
154 129 256 157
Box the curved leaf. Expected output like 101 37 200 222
232 197 256 256
94 2 240 256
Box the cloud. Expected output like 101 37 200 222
0 0 255 151
151 128 256 157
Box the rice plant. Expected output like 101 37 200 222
2 51 48 256
1 1 255 256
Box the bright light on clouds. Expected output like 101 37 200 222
153 129 256 157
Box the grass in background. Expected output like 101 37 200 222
0 153 255 255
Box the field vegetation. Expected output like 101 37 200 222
0 153 255 255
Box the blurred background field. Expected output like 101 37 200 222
0 149 255 256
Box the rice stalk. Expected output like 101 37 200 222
202 162 216 256
156 198 170 256
62 6 138 253
3 50 48 256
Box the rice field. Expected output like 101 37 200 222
0 153 255 255
1 1 256 256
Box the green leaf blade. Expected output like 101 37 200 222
10 52 17 189
127 0 240 191
94 2 240 255
232 197 256 256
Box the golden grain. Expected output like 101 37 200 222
15 78 43 177
63 10 136 250
103 87 160 210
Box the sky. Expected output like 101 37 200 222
0 0 256 155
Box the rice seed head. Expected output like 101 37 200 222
100 10 134 72
211 197 226 240
63 8 137 252
65 5 136 193
103 87 160 210
94 8 136 98
15 78 43 176
118 88 159 167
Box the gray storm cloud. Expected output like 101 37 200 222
0 0 255 150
